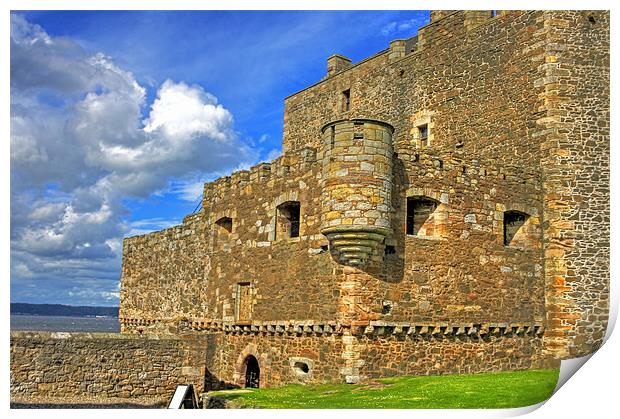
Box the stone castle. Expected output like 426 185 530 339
117 10 610 390
13 10 607 399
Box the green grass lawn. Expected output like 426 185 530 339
207 369 559 409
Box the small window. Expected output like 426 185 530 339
384 245 396 256
406 197 439 236
342 89 350 112
418 124 429 147
504 211 529 246
215 217 233 234
382 301 393 315
276 201 301 239
293 361 310 374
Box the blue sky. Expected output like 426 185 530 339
10 10 429 306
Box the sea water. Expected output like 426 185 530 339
10 314 120 333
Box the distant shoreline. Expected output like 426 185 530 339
11 313 119 319
11 303 119 318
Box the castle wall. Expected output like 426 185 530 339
358 333 556 379
198 150 342 322
121 148 346 328
120 156 545 332
212 333 345 388
344 157 545 325
198 323 558 387
10 332 214 398
120 212 210 325
535 11 610 358
283 11 545 168
115 9 609 388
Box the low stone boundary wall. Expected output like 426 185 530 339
10 331 212 399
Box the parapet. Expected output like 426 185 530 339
430 10 456 22
418 10 495 51
201 146 318 214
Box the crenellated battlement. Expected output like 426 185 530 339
201 146 318 212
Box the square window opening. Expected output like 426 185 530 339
276 201 301 239
215 217 233 234
406 197 439 236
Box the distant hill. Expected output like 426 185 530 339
10 303 119 318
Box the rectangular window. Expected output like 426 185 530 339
418 124 429 147
504 211 528 246
407 197 438 236
276 201 301 239
343 89 350 111
215 217 232 234
406 198 415 235
290 206 300 237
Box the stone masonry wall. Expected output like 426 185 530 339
10 332 213 398
362 158 544 324
212 333 345 388
120 212 209 325
225 319 566 386
203 324 558 388
283 11 545 168
536 11 610 358
358 333 557 380
121 147 344 328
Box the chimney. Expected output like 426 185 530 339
389 39 407 62
327 54 352 77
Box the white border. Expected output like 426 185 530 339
3 1 617 418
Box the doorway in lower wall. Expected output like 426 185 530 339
244 355 260 388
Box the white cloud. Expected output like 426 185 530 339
10 14 258 305
381 17 426 36
381 22 398 36
144 80 233 142
13 263 34 279
170 179 208 203
128 218 181 236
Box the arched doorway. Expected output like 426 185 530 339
244 355 260 388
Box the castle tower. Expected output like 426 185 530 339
319 119 394 265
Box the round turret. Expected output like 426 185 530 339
319 119 394 266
